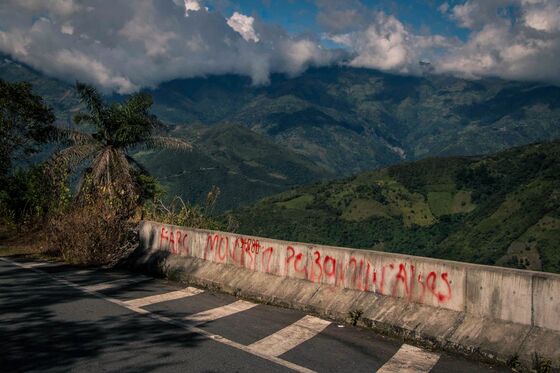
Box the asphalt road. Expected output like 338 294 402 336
0 257 511 373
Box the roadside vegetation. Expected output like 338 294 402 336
0 79 221 265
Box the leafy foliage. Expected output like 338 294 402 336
0 79 55 176
0 164 70 227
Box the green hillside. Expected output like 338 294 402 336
132 124 331 211
231 141 560 274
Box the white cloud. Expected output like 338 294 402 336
325 0 560 84
438 2 449 14
437 0 560 84
11 0 81 16
60 23 74 35
339 15 411 71
327 12 453 74
523 1 560 32
227 12 259 42
0 0 340 93
183 0 207 16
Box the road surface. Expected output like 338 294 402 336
0 257 510 372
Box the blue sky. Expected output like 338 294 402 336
212 0 470 41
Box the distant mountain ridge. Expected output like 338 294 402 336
231 141 560 274
147 67 560 175
2 56 560 211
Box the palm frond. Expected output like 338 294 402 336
124 92 153 114
49 143 100 171
73 113 96 126
75 82 104 119
47 126 96 145
143 136 192 151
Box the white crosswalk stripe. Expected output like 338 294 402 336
124 287 204 308
376 344 440 373
185 300 258 324
248 315 331 357
83 277 149 292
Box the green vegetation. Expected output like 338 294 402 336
0 79 55 177
232 141 560 274
0 79 65 227
0 81 220 265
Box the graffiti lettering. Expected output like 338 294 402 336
159 228 454 304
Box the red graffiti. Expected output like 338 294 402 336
157 227 455 305
286 246 308 276
159 227 169 250
426 271 452 302
281 247 453 304
392 263 409 296
261 247 274 273
204 234 229 262
323 256 336 277
158 226 189 255
309 251 323 282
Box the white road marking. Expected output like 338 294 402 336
248 315 331 357
83 277 149 292
185 300 258 324
376 344 440 373
124 287 203 308
75 269 95 275
22 262 51 268
0 258 316 373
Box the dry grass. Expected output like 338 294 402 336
0 224 50 259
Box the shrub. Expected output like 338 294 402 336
0 164 70 227
46 198 136 266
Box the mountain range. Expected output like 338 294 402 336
2 56 560 211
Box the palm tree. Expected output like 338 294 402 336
52 82 190 208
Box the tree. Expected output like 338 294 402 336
53 82 190 210
0 79 55 177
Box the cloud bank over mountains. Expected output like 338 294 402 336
1 0 559 93
0 0 340 93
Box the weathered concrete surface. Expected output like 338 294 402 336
127 221 560 369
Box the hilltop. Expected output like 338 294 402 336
231 141 560 274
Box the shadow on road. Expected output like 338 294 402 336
0 257 207 373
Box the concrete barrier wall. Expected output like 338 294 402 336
139 220 560 331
